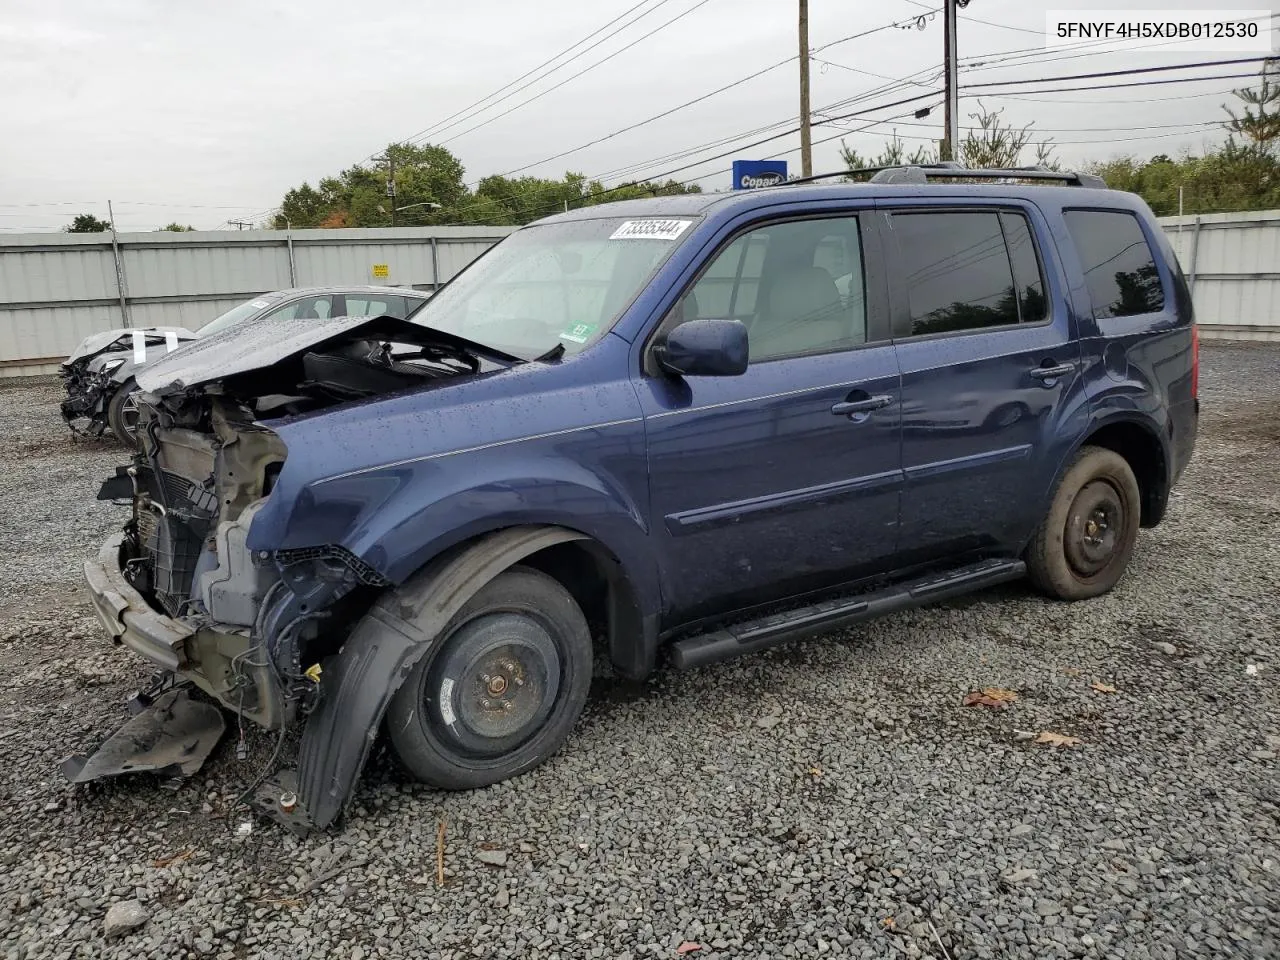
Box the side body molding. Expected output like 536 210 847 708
295 526 587 828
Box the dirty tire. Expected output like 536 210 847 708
106 380 141 450
1026 445 1142 600
386 565 592 790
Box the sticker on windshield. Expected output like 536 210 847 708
248 299 270 309
559 322 599 344
609 219 692 241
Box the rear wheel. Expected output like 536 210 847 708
1026 445 1141 600
386 566 592 790
106 380 141 449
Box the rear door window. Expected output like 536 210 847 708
1063 209 1165 318
890 211 1031 336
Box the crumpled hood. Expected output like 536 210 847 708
64 327 197 366
136 313 474 395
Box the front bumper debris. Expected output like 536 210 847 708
85 532 193 671
59 686 225 784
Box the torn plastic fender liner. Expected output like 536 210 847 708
60 687 225 783
295 525 588 828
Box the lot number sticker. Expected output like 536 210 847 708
559 322 599 344
609 219 692 241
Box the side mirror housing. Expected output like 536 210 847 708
654 319 749 377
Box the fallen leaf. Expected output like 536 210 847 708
963 687 1018 709
150 849 194 868
1035 731 1082 747
808 766 822 778
1090 681 1117 694
1061 667 1081 677
881 916 896 930
676 942 703 955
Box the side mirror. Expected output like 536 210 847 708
654 319 749 377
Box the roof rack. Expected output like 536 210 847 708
782 163 1107 189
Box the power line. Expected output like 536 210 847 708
451 89 942 227
961 71 1262 97
385 0 670 153
487 10 940 182
978 87 1239 105
962 56 1272 91
433 0 720 148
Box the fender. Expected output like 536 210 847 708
295 525 587 829
251 441 663 623
1036 407 1172 541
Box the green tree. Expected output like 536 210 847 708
1225 58 1280 154
158 222 194 231
1087 145 1280 216
839 103 1058 178
273 142 469 228
65 213 111 233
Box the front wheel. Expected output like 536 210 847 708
1025 446 1142 600
106 380 141 449
385 566 592 790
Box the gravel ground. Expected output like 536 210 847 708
0 344 1277 960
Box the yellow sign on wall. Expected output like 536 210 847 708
371 263 390 278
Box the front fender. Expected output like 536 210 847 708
248 423 659 610
294 526 589 829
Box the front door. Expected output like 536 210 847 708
636 212 903 624
882 204 1087 563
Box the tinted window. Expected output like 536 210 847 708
680 216 868 363
1064 210 1164 318
892 211 1021 336
1000 212 1047 324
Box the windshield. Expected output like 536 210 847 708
199 294 280 336
411 216 695 359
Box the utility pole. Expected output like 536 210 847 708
386 153 398 227
107 200 131 328
941 0 960 161
799 0 812 177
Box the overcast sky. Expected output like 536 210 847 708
0 0 1267 231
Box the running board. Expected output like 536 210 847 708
669 558 1026 670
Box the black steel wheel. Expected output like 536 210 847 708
386 565 592 790
1026 445 1142 600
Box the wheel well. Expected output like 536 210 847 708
516 539 650 678
1084 421 1168 527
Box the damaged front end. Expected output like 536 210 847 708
59 353 125 438
74 316 499 830
59 328 196 439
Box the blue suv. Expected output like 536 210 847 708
76 166 1198 830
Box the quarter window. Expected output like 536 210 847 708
891 211 1046 336
678 216 868 363
1063 209 1165 318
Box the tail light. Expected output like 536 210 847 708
1190 323 1199 400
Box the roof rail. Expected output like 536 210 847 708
782 164 1107 189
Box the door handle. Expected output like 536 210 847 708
1029 362 1075 381
831 394 893 417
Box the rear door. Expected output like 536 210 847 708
636 210 903 623
881 202 1089 563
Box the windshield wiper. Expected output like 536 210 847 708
533 343 566 363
